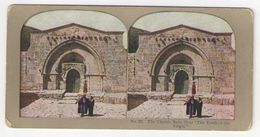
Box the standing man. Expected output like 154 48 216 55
184 97 190 115
189 96 197 118
89 96 95 116
197 97 203 118
184 96 197 118
192 82 196 95
83 80 88 93
76 94 88 117
76 94 82 114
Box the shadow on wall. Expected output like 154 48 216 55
20 92 40 109
127 94 148 111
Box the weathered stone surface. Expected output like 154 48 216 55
128 91 234 105
21 23 127 94
210 94 235 105
127 100 234 119
21 98 126 118
57 92 127 104
128 25 235 95
21 24 235 106
21 89 65 100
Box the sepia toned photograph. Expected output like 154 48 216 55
127 12 235 120
20 10 235 120
5 5 252 130
20 10 128 118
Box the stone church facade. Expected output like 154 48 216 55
21 23 235 101
21 23 127 94
128 25 235 96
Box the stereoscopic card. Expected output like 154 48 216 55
6 5 253 130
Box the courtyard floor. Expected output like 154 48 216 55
127 100 234 119
21 99 234 119
21 98 127 118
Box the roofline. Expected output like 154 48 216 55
139 24 233 36
27 23 125 34
130 27 150 33
23 26 41 32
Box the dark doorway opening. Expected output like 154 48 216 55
174 70 189 94
66 69 80 93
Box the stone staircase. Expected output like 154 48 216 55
58 93 78 104
169 94 188 105
58 92 127 104
171 94 188 100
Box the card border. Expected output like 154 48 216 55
6 5 253 130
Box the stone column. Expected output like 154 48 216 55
101 76 103 92
79 75 84 93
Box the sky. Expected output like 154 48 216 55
133 12 233 33
25 10 235 49
25 10 127 31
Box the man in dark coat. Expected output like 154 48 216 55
197 97 203 118
76 94 82 113
76 94 89 117
192 82 196 95
83 80 88 93
184 97 190 115
88 96 95 116
184 96 197 118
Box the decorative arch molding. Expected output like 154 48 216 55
150 40 214 77
164 53 194 75
56 52 86 74
170 67 192 80
42 40 106 75
61 64 85 81
150 40 215 92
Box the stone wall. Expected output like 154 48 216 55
21 24 235 95
128 25 235 94
21 24 127 93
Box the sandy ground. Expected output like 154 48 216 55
127 100 234 119
21 98 127 118
21 99 234 119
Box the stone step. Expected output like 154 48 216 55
171 98 186 101
63 93 78 97
62 96 77 100
58 99 77 104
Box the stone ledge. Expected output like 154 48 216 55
210 94 235 105
128 91 173 101
128 92 235 105
21 90 66 100
21 90 127 104
90 92 127 104
59 92 127 104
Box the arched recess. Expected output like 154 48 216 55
174 70 189 94
43 40 105 75
42 40 105 91
151 40 214 93
164 54 193 75
66 69 81 93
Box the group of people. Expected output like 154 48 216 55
184 96 203 118
76 94 95 117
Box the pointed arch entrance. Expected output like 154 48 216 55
42 40 105 92
66 69 80 93
150 41 214 94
